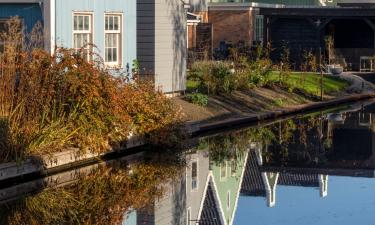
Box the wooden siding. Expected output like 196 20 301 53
189 0 208 12
154 176 186 225
137 0 187 93
0 3 43 33
209 0 337 6
186 151 211 223
54 0 137 73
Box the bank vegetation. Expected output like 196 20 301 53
0 18 182 163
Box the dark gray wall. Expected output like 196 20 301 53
137 0 187 93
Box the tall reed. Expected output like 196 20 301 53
0 17 182 163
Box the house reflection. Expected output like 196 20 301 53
175 147 248 225
241 147 329 208
4 102 375 225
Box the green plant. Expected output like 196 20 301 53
185 93 208 106
132 59 140 75
279 42 291 83
273 98 284 107
189 61 236 94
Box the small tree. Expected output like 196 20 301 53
301 50 317 88
279 42 291 84
325 36 334 65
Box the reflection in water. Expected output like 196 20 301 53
0 153 184 225
2 102 375 225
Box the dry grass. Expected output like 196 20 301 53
0 17 182 163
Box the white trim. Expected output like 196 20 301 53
196 172 212 224
187 12 201 24
187 20 200 25
262 172 279 208
319 174 329 198
50 0 55 54
187 207 192 225
228 150 249 225
226 191 231 210
191 159 199 192
211 173 227 225
72 12 94 61
255 144 263 166
104 12 123 68
208 2 285 11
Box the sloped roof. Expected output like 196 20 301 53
200 181 223 225
240 151 266 197
278 172 319 187
241 151 320 197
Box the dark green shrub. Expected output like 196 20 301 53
185 93 209 106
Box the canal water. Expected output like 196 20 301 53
1 101 375 225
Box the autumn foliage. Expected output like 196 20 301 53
0 159 183 225
0 18 182 162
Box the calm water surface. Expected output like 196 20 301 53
1 101 375 225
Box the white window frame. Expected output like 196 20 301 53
191 160 198 191
187 207 191 225
220 161 227 181
72 12 93 61
230 160 237 177
254 15 264 44
104 13 122 67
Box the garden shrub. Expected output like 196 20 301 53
189 51 273 93
185 93 208 106
0 18 182 162
189 61 236 94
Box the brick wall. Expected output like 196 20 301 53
187 24 196 49
208 9 255 48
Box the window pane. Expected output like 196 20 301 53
74 16 78 30
113 48 117 62
84 16 89 31
105 34 109 47
112 34 117 47
192 162 197 178
82 34 88 46
74 34 81 48
114 16 119 30
105 48 109 62
78 16 83 30
74 34 90 49
105 16 109 30
104 16 121 65
109 16 113 30
109 34 113 47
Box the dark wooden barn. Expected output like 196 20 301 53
260 7 375 71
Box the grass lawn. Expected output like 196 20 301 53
269 72 350 96
186 71 350 96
